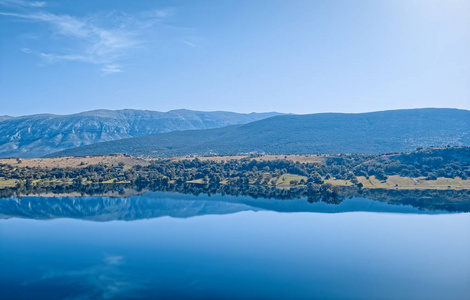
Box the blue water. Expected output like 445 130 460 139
1 193 469 299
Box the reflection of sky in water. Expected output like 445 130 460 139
19 254 144 300
1 207 470 299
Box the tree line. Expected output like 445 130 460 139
0 147 469 207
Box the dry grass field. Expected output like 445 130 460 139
0 154 149 169
325 175 470 190
1 154 324 169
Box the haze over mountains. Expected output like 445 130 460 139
0 109 281 158
47 108 470 158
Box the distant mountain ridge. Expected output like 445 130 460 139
0 109 281 158
47 108 470 157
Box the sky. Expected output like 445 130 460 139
0 0 469 116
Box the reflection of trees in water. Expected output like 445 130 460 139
307 195 344 205
1 181 469 212
355 189 470 212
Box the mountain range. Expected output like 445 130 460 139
0 109 281 158
47 108 470 158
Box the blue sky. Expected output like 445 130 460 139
0 0 469 116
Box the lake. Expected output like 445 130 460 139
1 192 469 299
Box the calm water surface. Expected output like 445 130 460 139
1 192 469 299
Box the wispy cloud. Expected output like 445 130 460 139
0 0 45 8
0 2 173 74
181 39 198 48
101 64 123 75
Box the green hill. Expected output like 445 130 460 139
46 108 470 157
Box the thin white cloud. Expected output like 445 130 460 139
0 2 173 74
102 64 123 75
0 0 45 8
181 39 197 48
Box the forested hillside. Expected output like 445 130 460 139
48 108 470 157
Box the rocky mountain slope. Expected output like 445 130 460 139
0 109 280 158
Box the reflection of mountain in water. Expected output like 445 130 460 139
0 193 258 221
0 191 461 221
